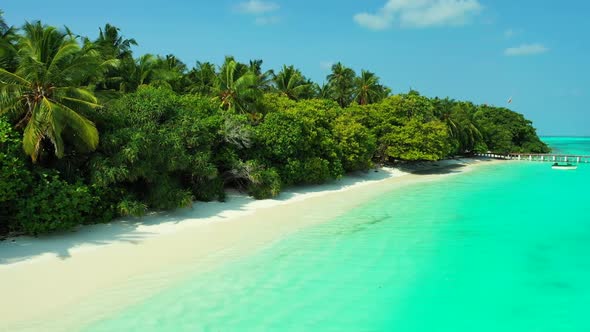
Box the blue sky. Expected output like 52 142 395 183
3 0 589 135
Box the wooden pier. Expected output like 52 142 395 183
474 153 590 163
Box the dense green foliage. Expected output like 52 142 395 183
0 117 29 233
0 14 549 235
0 117 101 235
0 22 105 163
89 87 223 213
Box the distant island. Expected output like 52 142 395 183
0 16 549 236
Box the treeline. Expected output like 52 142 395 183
0 15 549 235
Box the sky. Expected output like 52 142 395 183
2 0 589 136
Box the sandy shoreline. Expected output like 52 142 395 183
0 158 503 331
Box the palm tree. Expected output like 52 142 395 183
186 61 218 95
0 22 103 162
153 54 187 91
315 83 331 99
248 59 274 92
273 65 313 100
0 10 17 71
433 97 460 139
456 104 483 152
248 59 264 75
354 70 389 105
221 56 248 77
91 24 136 92
95 24 137 60
327 62 356 107
216 58 260 114
124 54 169 90
0 10 8 32
0 28 17 70
433 98 483 153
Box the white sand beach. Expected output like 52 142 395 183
0 158 502 331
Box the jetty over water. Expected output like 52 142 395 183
474 153 590 163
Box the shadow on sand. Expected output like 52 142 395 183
402 162 467 175
0 169 396 266
398 157 498 175
0 158 498 265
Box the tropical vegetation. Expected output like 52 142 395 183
0 13 549 236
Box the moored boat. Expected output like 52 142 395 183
552 163 578 170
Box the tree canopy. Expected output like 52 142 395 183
0 17 549 235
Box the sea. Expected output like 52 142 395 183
84 137 590 331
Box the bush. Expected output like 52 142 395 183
86 185 121 224
15 173 95 235
254 99 345 185
191 176 226 202
0 118 32 234
333 116 376 171
90 87 224 212
248 167 281 199
474 106 550 153
381 119 451 161
282 158 336 185
0 118 30 198
117 197 148 217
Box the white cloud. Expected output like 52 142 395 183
235 0 279 14
235 1 281 26
353 13 392 30
255 16 281 25
504 43 549 56
354 0 483 30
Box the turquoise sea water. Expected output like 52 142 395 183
543 136 590 156
86 138 590 332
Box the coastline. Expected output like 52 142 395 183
0 158 503 331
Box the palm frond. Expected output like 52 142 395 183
54 86 99 104
52 98 99 151
22 104 47 162
5 22 102 162
53 53 101 84
45 40 80 81
43 98 66 157
100 58 120 70
0 90 24 115
0 68 30 86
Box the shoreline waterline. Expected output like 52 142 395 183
0 158 503 331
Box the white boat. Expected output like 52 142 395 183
552 163 577 170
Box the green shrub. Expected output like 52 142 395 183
282 158 335 185
0 118 32 233
248 167 281 199
90 87 224 211
144 178 193 210
253 99 345 186
474 106 550 153
117 197 148 217
15 173 95 235
381 119 451 161
85 185 121 224
0 119 30 200
191 176 226 202
333 116 376 171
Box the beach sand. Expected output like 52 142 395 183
0 158 502 331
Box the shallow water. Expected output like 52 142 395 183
85 138 590 331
